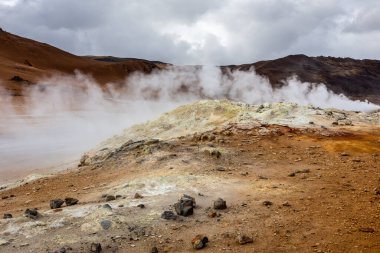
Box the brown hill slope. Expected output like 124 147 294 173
0 28 161 95
223 54 380 104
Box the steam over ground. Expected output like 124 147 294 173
0 66 379 182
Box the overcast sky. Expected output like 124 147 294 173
0 0 379 64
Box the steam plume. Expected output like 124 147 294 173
0 67 378 182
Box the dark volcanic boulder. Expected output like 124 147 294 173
174 194 195 217
50 199 64 209
214 198 227 210
65 197 79 206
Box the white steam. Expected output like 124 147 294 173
0 67 378 182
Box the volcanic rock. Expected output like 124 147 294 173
237 235 254 244
191 234 208 250
161 211 177 220
105 195 116 201
90 243 102 253
24 208 39 219
64 197 79 206
100 220 112 230
50 199 64 209
263 200 273 207
214 198 227 210
174 194 195 216
3 213 12 219
359 227 375 233
134 193 143 199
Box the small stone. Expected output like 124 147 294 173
3 213 12 219
115 195 122 199
237 235 254 245
161 211 177 220
151 246 159 253
340 152 350 156
214 198 227 210
216 167 226 171
0 238 9 246
105 195 116 201
375 187 380 195
134 193 143 199
211 150 221 158
174 194 195 216
65 197 79 206
288 172 296 177
90 243 102 253
262 200 273 207
50 199 64 209
191 234 208 250
102 204 112 210
58 247 66 253
282 202 291 207
137 204 145 208
359 227 375 233
100 220 112 230
208 211 217 218
24 208 39 219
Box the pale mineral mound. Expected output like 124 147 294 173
82 100 380 166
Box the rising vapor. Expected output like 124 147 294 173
0 67 378 182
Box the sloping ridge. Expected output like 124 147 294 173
0 29 162 95
222 54 380 104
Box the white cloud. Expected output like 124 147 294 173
0 0 379 64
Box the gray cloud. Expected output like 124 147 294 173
0 0 379 64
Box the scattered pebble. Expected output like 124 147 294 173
65 197 79 206
262 200 273 207
90 243 102 253
102 204 112 210
134 193 144 199
3 213 12 219
237 235 254 245
161 211 177 220
191 234 208 250
214 198 227 210
105 195 116 201
100 220 112 230
359 227 375 233
174 194 195 216
50 199 64 209
24 208 39 219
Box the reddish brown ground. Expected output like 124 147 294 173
0 125 379 252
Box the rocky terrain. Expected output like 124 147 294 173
0 100 379 252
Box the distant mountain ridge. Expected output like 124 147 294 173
223 54 380 104
0 28 379 104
